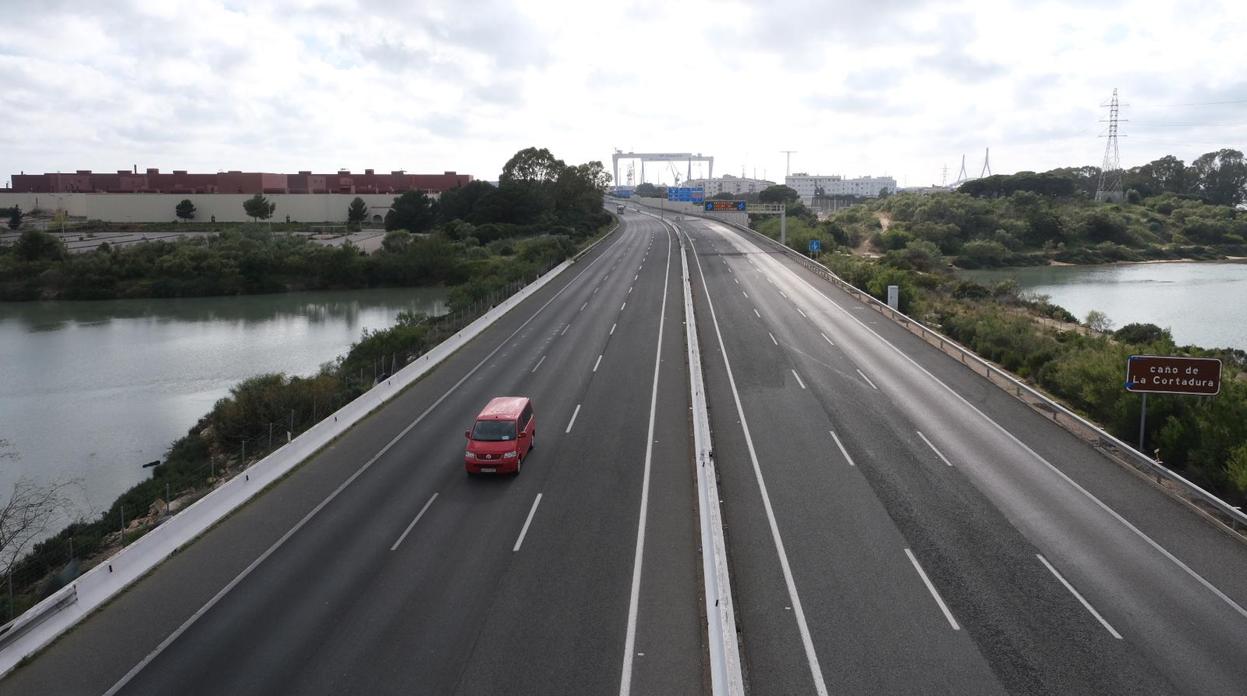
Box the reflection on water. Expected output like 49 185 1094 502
959 262 1247 351
0 287 448 518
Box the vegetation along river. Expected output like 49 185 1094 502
0 288 448 518
959 261 1247 352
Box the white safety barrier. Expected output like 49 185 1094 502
0 224 618 677
629 197 1247 536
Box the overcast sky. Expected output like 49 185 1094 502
2 0 1245 188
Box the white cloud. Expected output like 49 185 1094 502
0 0 1244 187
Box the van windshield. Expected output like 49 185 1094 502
471 419 516 441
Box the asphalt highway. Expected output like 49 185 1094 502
7 206 1247 696
682 215 1247 695
1 213 705 696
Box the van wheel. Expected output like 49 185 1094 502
514 455 523 476
529 432 535 450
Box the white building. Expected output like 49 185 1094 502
785 173 898 204
683 174 775 197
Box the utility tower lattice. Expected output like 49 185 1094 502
1095 89 1125 203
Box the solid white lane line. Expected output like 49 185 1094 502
619 222 674 696
580 302 588 312
829 431 856 467
791 370 806 390
687 236 829 696
390 493 438 551
531 355 546 373
1037 554 1123 639
796 307 808 318
753 308 761 318
513 493 543 552
561 324 570 336
594 355 603 372
99 226 636 696
610 323 617 335
769 332 778 346
821 332 834 347
916 431 954 467
566 404 581 433
855 368 879 390
621 302 627 311
748 235 1247 622
742 291 749 298
905 548 961 630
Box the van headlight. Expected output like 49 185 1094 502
503 450 517 458
465 451 476 459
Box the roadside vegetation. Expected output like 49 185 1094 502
0 147 613 619
751 148 1247 269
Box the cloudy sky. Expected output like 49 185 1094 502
2 0 1245 188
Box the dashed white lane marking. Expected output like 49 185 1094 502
390 493 438 551
561 324 570 336
531 355 546 373
905 548 961 630
753 308 761 318
821 332 834 347
566 404 581 433
611 323 617 335
916 431 953 467
1037 554 1123 640
628 286 633 295
796 308 807 318
594 355 603 372
780 290 788 299
855 368 879 390
769 332 778 346
621 302 627 311
791 369 806 390
742 291 749 299
580 302 588 312
829 431 856 467
513 494 543 552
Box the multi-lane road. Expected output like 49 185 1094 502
4 209 1247 695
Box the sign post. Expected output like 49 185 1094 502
1124 355 1222 452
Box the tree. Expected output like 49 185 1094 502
1187 149 1247 207
1085 309 1114 333
499 147 565 186
175 199 196 221
347 197 368 225
711 192 735 200
15 230 66 262
759 185 800 204
1 479 72 583
635 183 662 198
7 206 22 230
436 181 496 224
243 194 276 222
384 190 436 233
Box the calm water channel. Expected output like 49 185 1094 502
960 261 1247 351
0 288 447 517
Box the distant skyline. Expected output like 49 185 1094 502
2 0 1244 189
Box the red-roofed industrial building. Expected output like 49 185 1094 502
9 168 472 194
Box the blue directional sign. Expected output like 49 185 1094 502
808 239 821 254
667 187 705 202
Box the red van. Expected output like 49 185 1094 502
465 396 535 475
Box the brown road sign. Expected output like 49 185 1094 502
1125 355 1222 396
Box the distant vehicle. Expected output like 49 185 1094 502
616 204 626 214
465 396 535 475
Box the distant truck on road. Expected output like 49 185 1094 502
616 203 626 214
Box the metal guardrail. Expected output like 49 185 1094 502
0 585 77 651
628 198 1247 535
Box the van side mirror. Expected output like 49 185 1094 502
517 431 528 439
464 429 471 439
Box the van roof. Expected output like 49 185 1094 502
477 396 529 420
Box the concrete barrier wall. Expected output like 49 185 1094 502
0 222 618 676
0 192 415 223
